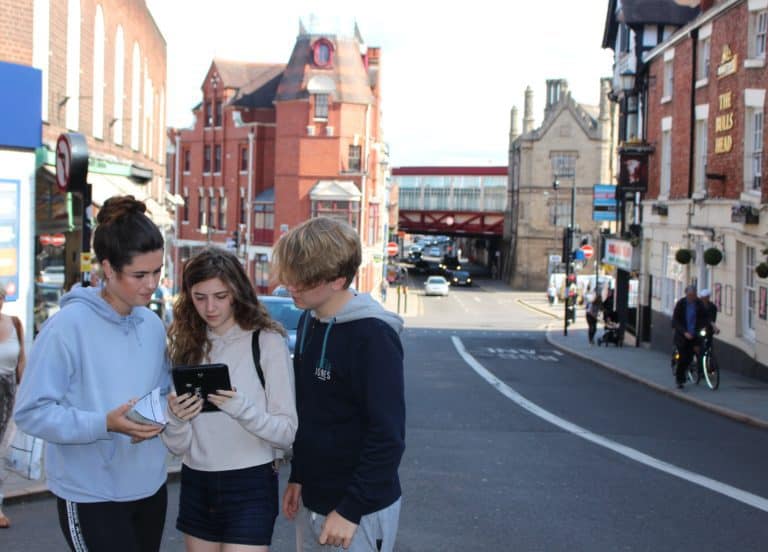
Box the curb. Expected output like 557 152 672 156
544 324 768 430
516 298 562 320
4 465 183 505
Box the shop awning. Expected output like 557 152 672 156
309 180 361 202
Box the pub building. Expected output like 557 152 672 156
640 0 768 379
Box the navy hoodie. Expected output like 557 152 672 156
290 292 405 524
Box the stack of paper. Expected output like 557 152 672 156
126 387 167 427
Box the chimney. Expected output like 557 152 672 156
510 106 520 141
544 78 568 118
599 77 611 121
523 86 535 134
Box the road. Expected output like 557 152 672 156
4 278 768 551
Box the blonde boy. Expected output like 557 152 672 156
273 217 405 552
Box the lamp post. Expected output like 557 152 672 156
554 163 576 336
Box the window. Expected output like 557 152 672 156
348 145 362 172
65 0 81 130
203 145 211 173
697 37 710 81
694 118 708 194
312 200 359 228
215 100 223 127
182 191 189 223
663 59 673 99
112 26 124 144
754 10 768 58
551 151 577 178
314 94 329 119
183 149 191 172
218 195 227 230
254 254 269 291
214 145 222 173
253 203 275 244
204 101 212 127
92 6 105 139
313 40 333 68
619 23 631 53
367 204 379 246
239 190 246 225
240 145 248 172
661 129 672 196
198 194 206 228
209 195 216 231
743 244 757 340
625 96 639 141
749 110 763 191
131 43 141 150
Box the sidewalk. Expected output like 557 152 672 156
518 294 768 429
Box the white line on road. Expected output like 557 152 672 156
451 336 768 513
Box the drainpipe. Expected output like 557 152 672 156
246 127 255 279
173 132 181 290
687 29 699 284
356 103 371 291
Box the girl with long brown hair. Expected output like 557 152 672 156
163 247 296 552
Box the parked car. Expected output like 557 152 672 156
450 270 472 286
39 265 65 286
424 276 450 296
259 295 303 356
271 285 292 297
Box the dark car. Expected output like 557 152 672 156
259 295 303 357
450 270 472 286
439 255 461 272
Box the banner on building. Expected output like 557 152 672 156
0 179 20 300
593 184 617 221
618 151 649 193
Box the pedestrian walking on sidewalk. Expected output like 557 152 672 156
0 287 25 529
163 247 297 551
380 279 388 303
585 294 602 345
273 217 405 552
14 196 170 551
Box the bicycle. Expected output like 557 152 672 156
670 328 719 390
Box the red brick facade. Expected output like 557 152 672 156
646 1 768 202
169 33 387 293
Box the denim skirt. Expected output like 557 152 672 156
177 462 278 545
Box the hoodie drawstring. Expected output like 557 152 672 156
318 318 335 372
297 312 335 375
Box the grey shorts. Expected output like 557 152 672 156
295 498 401 552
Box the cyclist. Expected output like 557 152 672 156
671 285 709 389
699 289 720 338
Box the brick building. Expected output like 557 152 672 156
0 1 169 318
641 0 768 377
168 23 389 294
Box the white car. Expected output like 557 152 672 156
424 276 450 296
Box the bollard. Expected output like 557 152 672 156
403 286 408 314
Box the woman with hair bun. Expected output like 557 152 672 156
14 195 170 551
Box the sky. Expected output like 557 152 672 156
146 0 615 167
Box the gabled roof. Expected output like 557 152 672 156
208 59 285 109
310 180 362 201
276 35 375 105
516 94 601 144
603 0 700 48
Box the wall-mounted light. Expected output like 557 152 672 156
620 70 636 93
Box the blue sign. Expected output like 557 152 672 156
0 61 42 150
0 179 20 301
593 184 617 222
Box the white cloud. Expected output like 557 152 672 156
147 0 613 166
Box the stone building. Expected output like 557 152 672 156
168 21 389 294
503 79 616 291
641 0 768 378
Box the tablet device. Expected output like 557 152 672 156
172 363 232 412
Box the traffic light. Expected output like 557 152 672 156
562 227 573 261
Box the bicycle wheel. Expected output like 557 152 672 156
702 351 720 390
686 357 701 384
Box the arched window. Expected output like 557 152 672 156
131 42 141 150
32 0 50 121
65 0 81 130
92 5 105 139
113 25 124 144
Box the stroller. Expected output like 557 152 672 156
596 317 624 347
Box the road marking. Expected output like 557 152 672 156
451 336 768 513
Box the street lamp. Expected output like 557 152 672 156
553 161 577 336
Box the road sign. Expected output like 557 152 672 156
580 244 594 259
386 242 399 256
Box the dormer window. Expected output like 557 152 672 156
313 39 334 68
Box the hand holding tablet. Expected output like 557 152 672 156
171 363 232 413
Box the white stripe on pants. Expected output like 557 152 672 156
295 498 401 552
65 500 89 552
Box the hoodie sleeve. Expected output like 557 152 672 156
14 325 112 444
219 332 298 450
335 322 406 524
